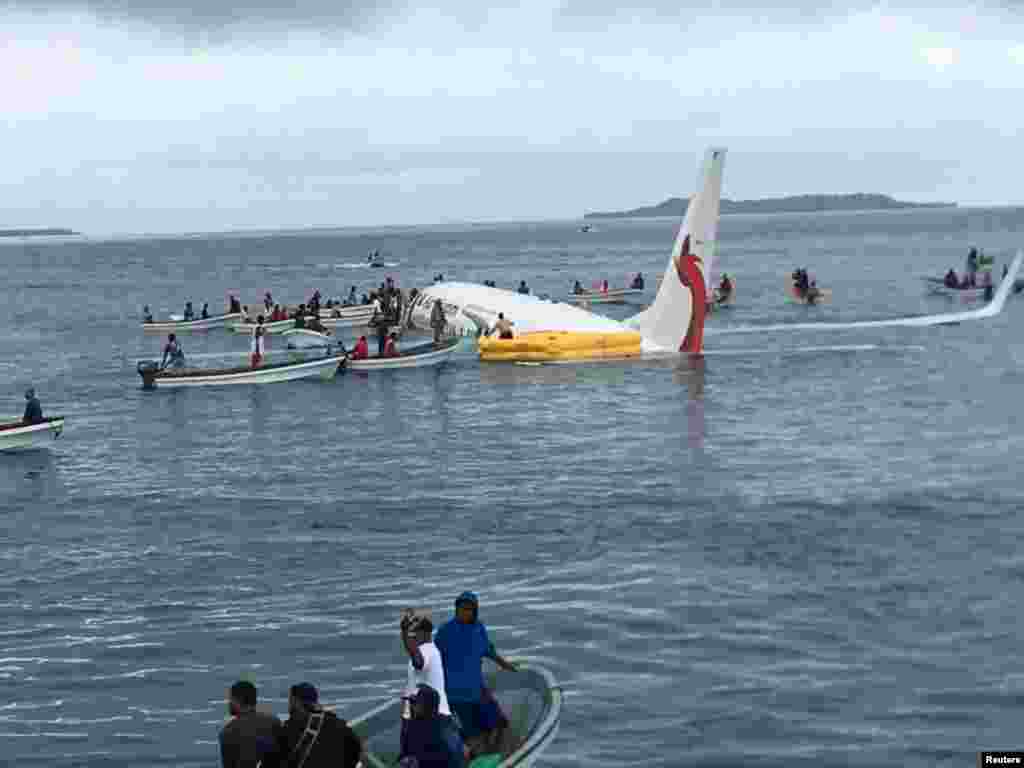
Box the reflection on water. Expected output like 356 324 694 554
674 356 706 448
0 447 60 509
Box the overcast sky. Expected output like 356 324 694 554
3 1 1023 233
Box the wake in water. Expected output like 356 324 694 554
335 262 400 269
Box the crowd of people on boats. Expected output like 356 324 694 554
941 247 1000 299
218 591 517 768
571 274 645 294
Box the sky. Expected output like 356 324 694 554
3 0 1024 233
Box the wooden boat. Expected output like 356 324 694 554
785 281 832 305
137 353 345 388
920 277 996 302
350 661 561 768
141 312 241 332
283 328 333 349
565 287 643 305
344 338 459 371
320 305 378 322
0 417 64 451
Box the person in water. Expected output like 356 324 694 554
631 273 644 290
516 280 529 295
430 299 447 344
492 313 514 339
283 683 362 768
717 273 733 302
219 680 284 768
251 317 266 369
23 388 43 424
161 333 186 370
400 685 465 768
143 305 153 323
434 592 516 759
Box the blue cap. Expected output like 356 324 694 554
455 591 478 607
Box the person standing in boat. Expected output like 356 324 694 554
631 273 644 290
282 683 362 768
143 305 154 323
201 302 210 320
22 388 43 424
434 592 516 759
400 610 462 758
161 334 186 370
229 295 242 314
251 317 266 369
430 300 447 344
219 680 284 768
517 280 529 295
183 301 195 321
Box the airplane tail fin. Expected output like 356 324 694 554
627 148 726 354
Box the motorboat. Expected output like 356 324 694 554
0 417 64 451
137 353 345 388
141 313 241 332
344 339 460 371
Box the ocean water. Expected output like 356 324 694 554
3 206 1024 767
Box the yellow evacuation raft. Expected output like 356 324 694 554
478 330 642 362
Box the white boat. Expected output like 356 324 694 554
283 328 333 349
565 287 644 305
0 417 64 451
785 281 832 305
350 661 561 768
137 353 344 388
344 339 460 371
320 305 377 322
142 313 241 332
228 318 303 334
920 277 992 301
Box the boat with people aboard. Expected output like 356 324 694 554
0 416 64 451
136 352 345 388
283 328 333 349
787 268 831 305
344 338 460 371
350 660 561 768
228 317 298 334
141 312 241 332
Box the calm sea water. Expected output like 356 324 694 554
3 206 1024 767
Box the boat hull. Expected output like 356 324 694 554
141 313 241 332
345 339 459 370
0 417 64 451
283 329 333 348
320 307 377 327
921 278 991 301
228 318 300 334
785 282 832 305
137 355 344 388
349 662 561 768
565 287 643 305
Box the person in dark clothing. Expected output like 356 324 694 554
220 680 285 768
201 302 210 319
282 682 362 768
516 280 529 295
373 307 390 356
944 269 958 288
293 304 307 329
400 685 465 768
23 388 43 424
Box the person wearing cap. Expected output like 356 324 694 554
400 685 465 768
282 682 362 768
434 592 517 756
400 610 461 757
22 388 43 424
220 680 285 768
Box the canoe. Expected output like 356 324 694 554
785 281 832 305
229 318 305 334
322 312 379 329
344 339 460 371
920 277 995 301
283 328 333 349
350 661 561 768
142 313 241 332
0 417 64 451
565 288 644 304
320 305 378 319
136 353 345 388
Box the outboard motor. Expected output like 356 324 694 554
137 360 160 389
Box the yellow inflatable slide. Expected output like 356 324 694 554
478 330 642 362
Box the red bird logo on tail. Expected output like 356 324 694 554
675 234 706 354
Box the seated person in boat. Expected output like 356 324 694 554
431 300 447 344
434 592 516 761
351 336 370 359
573 280 584 294
220 680 285 768
251 318 266 369
201 303 210 319
23 388 43 424
491 313 514 339
283 683 362 768
228 295 242 314
161 333 186 370
959 272 972 289
183 301 195 321
293 304 307 329
944 269 958 288
517 280 529 295
717 273 733 302
792 269 809 297
143 305 153 323
806 280 821 305
384 332 400 357
400 685 465 768
631 272 644 290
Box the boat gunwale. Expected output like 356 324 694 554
141 312 241 330
143 354 344 381
0 416 65 434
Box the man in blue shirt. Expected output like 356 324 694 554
433 592 517 757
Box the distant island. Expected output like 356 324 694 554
0 228 78 237
584 193 956 219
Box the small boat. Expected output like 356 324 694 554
141 313 241 332
228 318 302 334
786 281 832 305
283 328 333 349
344 338 460 371
921 279 991 302
565 288 644 305
0 417 64 451
320 305 378 320
137 353 345 388
350 661 561 768
711 278 737 309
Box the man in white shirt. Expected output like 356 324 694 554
401 609 462 758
